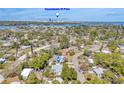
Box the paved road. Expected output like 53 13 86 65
72 52 86 83
0 45 51 78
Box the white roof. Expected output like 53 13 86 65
0 58 6 64
93 67 104 75
2 43 12 47
21 46 30 49
52 64 63 73
118 45 124 49
21 68 33 77
88 58 94 63
0 58 5 62
102 50 111 54
92 66 97 69
80 45 84 48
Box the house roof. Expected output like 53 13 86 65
118 45 124 49
2 43 12 47
0 58 6 63
102 50 111 54
93 67 104 75
55 55 64 63
20 46 30 49
52 64 62 73
21 68 33 77
87 58 94 64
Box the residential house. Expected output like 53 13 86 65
51 64 63 75
118 44 124 54
0 58 6 64
54 55 64 64
101 50 111 54
20 45 30 50
86 57 94 64
2 42 13 47
21 68 33 80
93 67 104 78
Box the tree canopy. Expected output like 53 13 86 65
61 64 77 82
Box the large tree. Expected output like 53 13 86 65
59 35 69 49
61 64 77 81
29 53 50 70
25 72 41 84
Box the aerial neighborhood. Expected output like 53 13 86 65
0 21 124 84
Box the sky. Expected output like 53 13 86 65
0 8 124 22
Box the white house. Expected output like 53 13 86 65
52 64 63 75
118 45 124 54
0 58 6 64
118 45 124 50
87 58 94 64
80 45 84 49
93 67 104 78
20 45 30 50
54 55 64 64
101 50 111 54
21 68 33 80
85 57 94 64
2 42 13 47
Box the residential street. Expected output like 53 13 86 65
72 52 86 83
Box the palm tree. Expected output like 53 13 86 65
30 43 33 56
13 38 20 58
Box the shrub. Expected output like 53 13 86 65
69 50 75 56
52 80 60 84
25 72 41 84
0 64 4 69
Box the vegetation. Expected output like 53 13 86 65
108 40 117 52
83 49 92 57
0 52 4 57
84 73 108 84
12 41 20 58
71 80 81 84
94 53 124 75
89 30 98 41
25 72 41 84
69 50 75 56
52 80 60 84
0 64 4 69
59 35 69 49
61 64 77 82
29 52 50 70
44 66 54 78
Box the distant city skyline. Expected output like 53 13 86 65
0 8 124 22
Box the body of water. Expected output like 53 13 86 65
0 22 124 30
0 26 17 30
